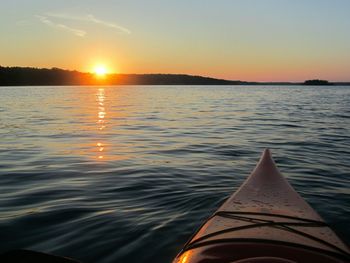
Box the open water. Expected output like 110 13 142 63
0 85 349 262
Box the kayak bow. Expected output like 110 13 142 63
173 149 350 263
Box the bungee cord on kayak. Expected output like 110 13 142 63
178 211 350 260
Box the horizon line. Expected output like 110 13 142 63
1 65 350 83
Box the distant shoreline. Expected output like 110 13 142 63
1 66 349 86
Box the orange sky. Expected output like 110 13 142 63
1 1 350 82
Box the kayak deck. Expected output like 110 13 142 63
173 149 350 262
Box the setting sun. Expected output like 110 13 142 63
94 65 108 77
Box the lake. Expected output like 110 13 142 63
0 85 349 262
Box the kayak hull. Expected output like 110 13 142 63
176 242 347 263
173 149 350 263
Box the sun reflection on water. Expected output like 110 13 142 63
97 88 106 160
91 87 130 162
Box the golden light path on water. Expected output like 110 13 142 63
91 87 130 162
97 88 106 160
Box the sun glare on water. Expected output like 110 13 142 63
94 65 108 77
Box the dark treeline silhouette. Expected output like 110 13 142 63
0 66 246 86
0 67 94 86
1 66 348 86
114 73 246 85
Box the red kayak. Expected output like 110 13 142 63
173 149 350 263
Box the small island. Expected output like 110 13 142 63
303 79 333 86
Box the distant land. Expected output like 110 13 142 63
303 79 333 85
1 66 349 86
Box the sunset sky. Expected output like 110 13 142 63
1 0 350 81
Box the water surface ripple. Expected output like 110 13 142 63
0 85 349 262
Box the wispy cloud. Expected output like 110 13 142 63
46 13 131 34
36 15 86 37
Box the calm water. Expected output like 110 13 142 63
0 85 349 262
